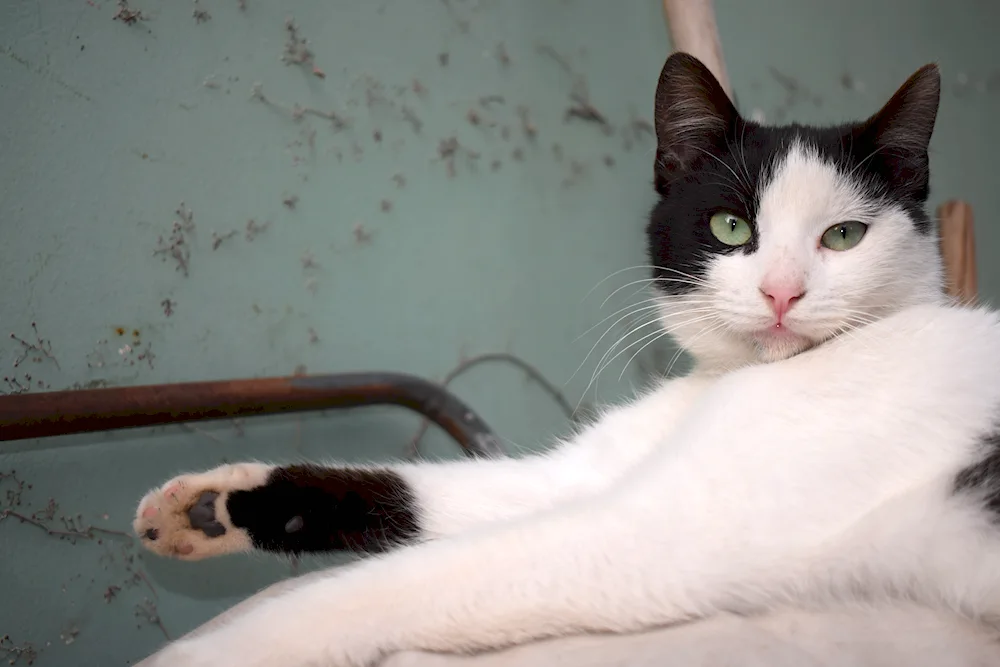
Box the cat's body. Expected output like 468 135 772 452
134 55 1000 666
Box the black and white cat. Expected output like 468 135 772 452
135 54 1000 666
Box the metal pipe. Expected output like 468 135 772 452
0 372 503 457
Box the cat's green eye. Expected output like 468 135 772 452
709 212 752 247
821 221 869 251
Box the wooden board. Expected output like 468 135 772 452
937 200 978 304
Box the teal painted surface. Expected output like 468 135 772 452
1 1 998 664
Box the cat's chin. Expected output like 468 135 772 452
677 325 817 372
751 330 816 363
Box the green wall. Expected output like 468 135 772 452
1 1 997 664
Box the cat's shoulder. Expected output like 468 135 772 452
881 302 1000 335
812 301 1000 384
716 302 1000 390
860 302 1000 356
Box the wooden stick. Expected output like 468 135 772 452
661 0 733 102
936 200 978 304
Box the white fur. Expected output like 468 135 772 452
381 606 1000 667
405 373 711 540
137 148 1000 666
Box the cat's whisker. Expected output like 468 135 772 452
737 120 753 189
702 179 748 202
618 284 662 305
600 279 663 309
663 344 687 380
826 311 884 352
582 265 683 303
835 316 880 352
617 316 719 384
655 272 710 287
589 315 670 385
654 276 712 288
630 278 718 303
838 306 878 318
839 316 879 330
685 144 751 199
830 310 880 331
663 320 728 378
600 278 709 309
618 330 675 383
653 266 713 287
847 144 889 182
567 303 671 385
574 298 665 342
592 312 718 391
660 309 721 321
585 310 668 382
572 299 720 388
829 323 870 355
581 317 666 406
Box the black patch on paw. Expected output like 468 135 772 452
226 465 419 554
187 490 228 538
144 528 159 541
954 431 1000 519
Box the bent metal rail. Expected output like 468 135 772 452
0 372 502 458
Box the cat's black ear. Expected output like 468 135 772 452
653 53 739 185
856 64 940 199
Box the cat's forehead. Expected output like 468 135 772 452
755 139 878 235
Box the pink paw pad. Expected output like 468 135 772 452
163 482 182 500
142 506 158 519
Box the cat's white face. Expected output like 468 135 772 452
646 55 943 370
660 142 943 368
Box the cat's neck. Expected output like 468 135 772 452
687 352 762 378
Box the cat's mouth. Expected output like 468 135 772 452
757 322 802 338
753 322 808 339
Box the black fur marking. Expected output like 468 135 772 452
646 54 939 296
225 465 420 554
954 432 1000 519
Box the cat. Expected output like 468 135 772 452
134 53 1000 667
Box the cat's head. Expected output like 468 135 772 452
646 54 943 370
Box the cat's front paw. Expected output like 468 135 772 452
134 462 270 560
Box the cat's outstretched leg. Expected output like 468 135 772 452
133 462 414 560
134 376 710 560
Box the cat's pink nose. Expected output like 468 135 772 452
760 283 805 321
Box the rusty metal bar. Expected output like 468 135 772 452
0 372 503 457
